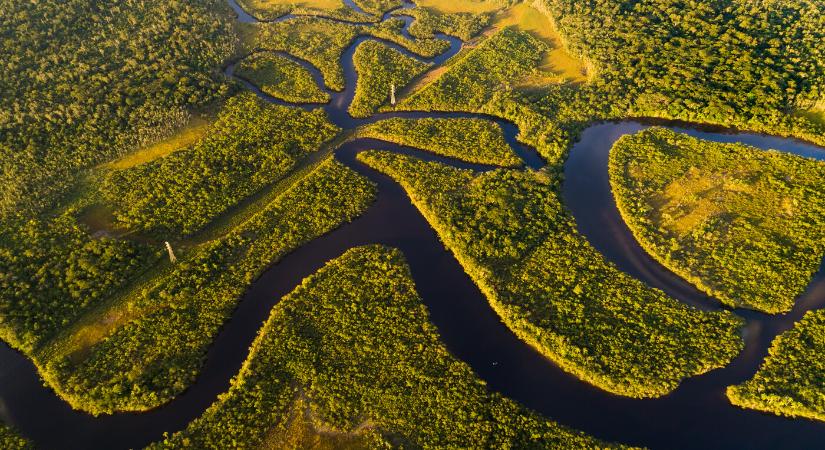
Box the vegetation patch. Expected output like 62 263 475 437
413 0 506 15
495 2 587 84
401 27 546 111
151 245 618 448
236 0 365 21
728 310 825 422
101 95 339 238
0 425 32 450
255 17 448 91
351 0 405 17
0 211 158 354
235 53 330 103
395 7 492 41
103 117 213 170
42 158 375 414
0 0 234 220
350 41 431 118
359 151 744 397
537 0 825 144
610 128 825 313
359 117 521 166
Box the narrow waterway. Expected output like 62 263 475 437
2 1 825 449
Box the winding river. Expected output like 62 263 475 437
2 1 825 448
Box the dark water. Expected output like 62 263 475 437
3 1 825 448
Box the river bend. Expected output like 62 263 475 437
2 1 825 448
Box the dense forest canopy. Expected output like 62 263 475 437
728 309 825 422
0 0 235 219
2 0 825 444
540 0 825 126
153 246 611 448
359 150 744 397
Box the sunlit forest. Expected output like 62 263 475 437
1 0 823 447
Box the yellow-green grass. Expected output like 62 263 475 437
103 117 212 170
609 128 825 313
414 0 505 15
797 105 825 128
492 2 587 84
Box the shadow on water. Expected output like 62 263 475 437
3 0 825 449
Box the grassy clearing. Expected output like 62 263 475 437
610 128 825 313
236 52 329 103
100 94 339 238
103 117 212 170
241 0 344 12
359 151 743 398
492 2 587 84
728 309 825 422
151 245 620 448
797 105 825 128
359 117 521 166
351 0 404 16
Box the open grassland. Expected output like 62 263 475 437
0 425 32 450
610 128 825 313
103 117 213 170
255 17 448 91
728 310 825 422
493 2 587 84
359 117 521 166
39 158 375 414
235 53 330 103
351 0 404 16
359 151 743 397
151 245 620 448
100 95 339 238
350 41 431 118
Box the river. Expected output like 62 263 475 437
1 1 825 448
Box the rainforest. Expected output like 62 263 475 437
0 0 824 448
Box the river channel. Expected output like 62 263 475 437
1 1 824 448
